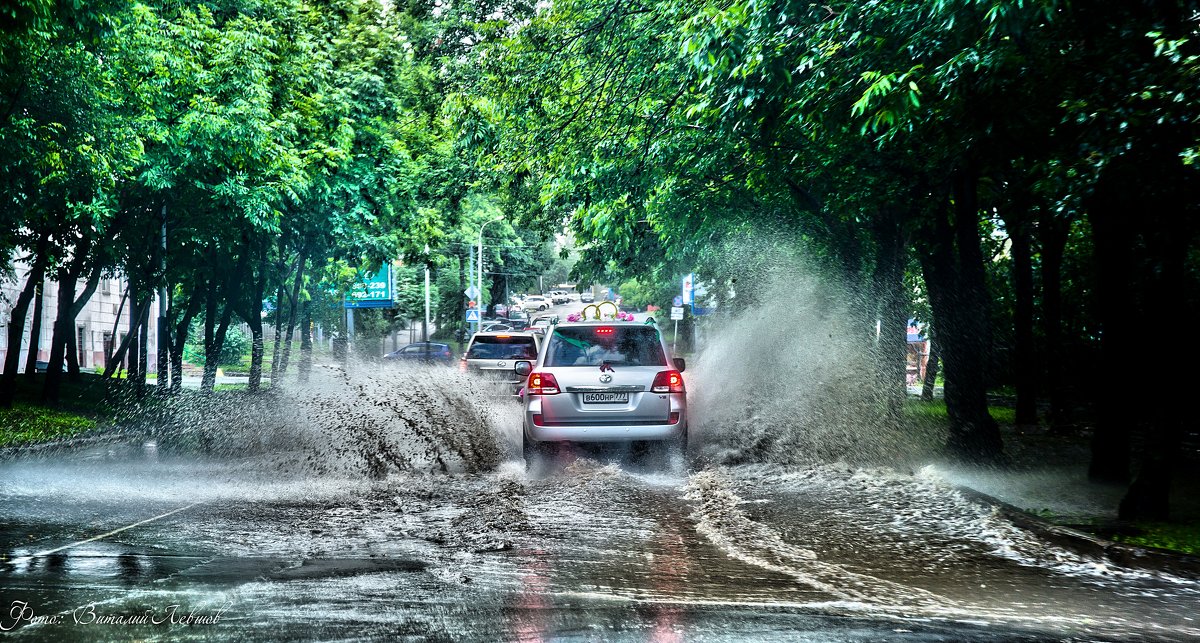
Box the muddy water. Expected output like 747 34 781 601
2 362 1199 640
3 442 1199 641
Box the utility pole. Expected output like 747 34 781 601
467 250 475 335
156 204 169 394
423 245 430 343
477 216 504 328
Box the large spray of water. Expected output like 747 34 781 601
686 250 944 468
143 363 518 477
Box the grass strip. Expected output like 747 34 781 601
0 404 97 447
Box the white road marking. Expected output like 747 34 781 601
7 503 200 565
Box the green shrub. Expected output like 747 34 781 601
0 405 97 447
183 320 251 367
1112 523 1200 556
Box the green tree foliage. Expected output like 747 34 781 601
472 0 1200 512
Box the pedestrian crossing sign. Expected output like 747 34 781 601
465 309 481 322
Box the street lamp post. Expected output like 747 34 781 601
476 215 504 333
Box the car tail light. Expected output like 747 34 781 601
460 359 468 373
527 372 560 395
532 413 545 426
595 327 614 335
669 411 681 424
651 370 684 393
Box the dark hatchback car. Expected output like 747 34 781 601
384 342 454 364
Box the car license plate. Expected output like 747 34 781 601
582 392 629 404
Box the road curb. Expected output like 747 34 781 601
0 429 138 461
957 486 1200 577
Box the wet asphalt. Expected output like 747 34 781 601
2 360 1200 642
3 438 1199 642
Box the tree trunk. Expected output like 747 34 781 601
279 251 308 376
105 285 129 373
66 266 100 382
870 208 907 425
1117 138 1195 519
245 252 268 392
1038 211 1070 429
41 270 80 404
1087 172 1134 484
1007 208 1038 426
202 249 250 392
269 249 300 384
298 300 313 383
136 296 150 397
23 282 44 381
104 296 148 379
921 332 940 402
1 232 50 407
201 278 220 391
169 289 203 395
1118 234 1187 520
128 298 141 386
919 169 1003 464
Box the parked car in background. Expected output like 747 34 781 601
547 291 571 305
507 309 530 324
522 295 550 311
481 320 515 332
579 291 595 303
384 342 454 364
516 319 687 460
525 316 554 335
462 331 542 395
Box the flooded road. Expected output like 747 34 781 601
3 436 1199 641
3 363 1199 641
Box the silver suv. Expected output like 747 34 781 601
515 320 687 459
462 331 541 395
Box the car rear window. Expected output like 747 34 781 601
544 326 666 367
467 336 538 360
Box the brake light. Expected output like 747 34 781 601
460 358 467 373
595 327 614 335
496 334 511 339
527 372 561 395
651 370 684 393
669 411 681 424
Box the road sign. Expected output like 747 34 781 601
670 306 685 320
465 309 481 322
346 265 393 309
464 285 480 299
673 295 683 307
682 273 694 305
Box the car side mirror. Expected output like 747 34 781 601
514 361 532 377
673 357 686 372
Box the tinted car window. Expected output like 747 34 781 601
545 326 666 367
467 336 538 360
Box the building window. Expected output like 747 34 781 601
76 326 87 368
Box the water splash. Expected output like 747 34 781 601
141 363 516 477
687 257 942 467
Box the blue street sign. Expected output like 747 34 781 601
673 295 683 307
465 309 481 322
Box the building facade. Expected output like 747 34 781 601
1 259 162 373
